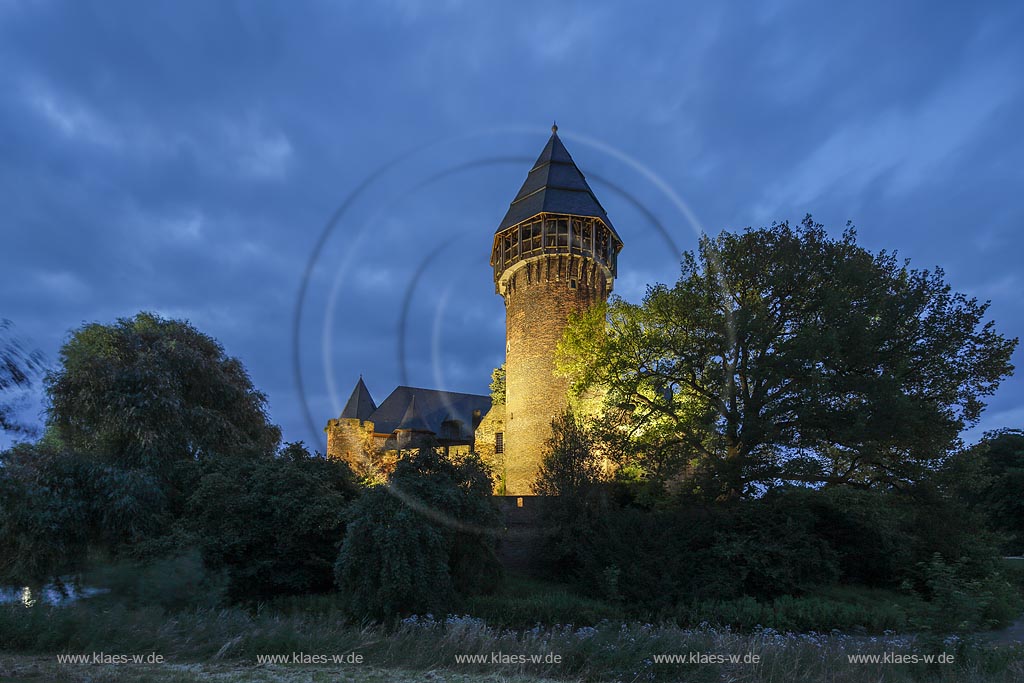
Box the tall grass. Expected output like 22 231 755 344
1 601 1021 682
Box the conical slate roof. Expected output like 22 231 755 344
339 377 376 421
395 396 434 433
497 126 619 240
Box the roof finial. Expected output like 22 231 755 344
551 121 558 135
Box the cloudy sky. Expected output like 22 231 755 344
2 1 1022 451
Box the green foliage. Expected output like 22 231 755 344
551 496 841 610
557 217 1018 497
0 442 165 584
83 551 228 612
533 409 603 496
463 575 622 627
2 312 289 586
941 429 1024 555
3 597 1022 682
185 442 358 601
918 553 1023 632
334 484 454 619
678 587 925 633
489 363 506 405
334 445 502 620
45 312 281 480
533 486 1018 632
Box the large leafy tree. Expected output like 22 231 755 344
558 217 1017 499
46 312 281 476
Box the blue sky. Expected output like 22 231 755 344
1 1 1022 451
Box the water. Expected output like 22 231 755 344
0 583 108 607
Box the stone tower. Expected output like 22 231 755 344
491 125 623 495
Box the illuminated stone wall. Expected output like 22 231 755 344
474 403 506 492
500 252 612 495
324 417 377 476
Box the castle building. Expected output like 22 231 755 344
325 378 491 477
326 126 622 494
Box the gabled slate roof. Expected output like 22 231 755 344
339 377 376 421
368 386 491 440
497 127 619 241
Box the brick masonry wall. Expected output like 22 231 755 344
474 403 506 492
324 417 376 476
502 253 610 495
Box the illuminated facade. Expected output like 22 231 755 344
326 126 622 495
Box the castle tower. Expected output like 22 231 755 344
491 125 623 495
325 376 377 475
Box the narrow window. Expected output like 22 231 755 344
495 432 504 454
516 497 524 508
569 279 578 289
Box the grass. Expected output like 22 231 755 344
1 599 1022 682
0 655 557 683
462 575 624 627
2 563 1021 682
461 575 939 635
677 586 929 634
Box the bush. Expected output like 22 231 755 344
534 484 1014 629
917 553 1023 631
186 443 358 601
334 446 502 620
539 493 841 612
83 550 227 612
942 429 1024 555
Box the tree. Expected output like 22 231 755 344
531 409 608 589
186 442 358 600
533 409 603 496
557 217 1017 499
941 429 1024 555
489 363 506 405
334 444 501 619
45 312 281 478
1 319 44 434
0 440 165 584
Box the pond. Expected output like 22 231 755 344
0 583 108 607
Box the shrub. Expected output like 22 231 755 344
334 446 502 620
534 484 1013 628
83 550 227 612
185 443 358 601
917 553 1023 631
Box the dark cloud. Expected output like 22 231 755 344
2 0 1022 450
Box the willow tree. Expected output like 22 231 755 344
557 216 1017 499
